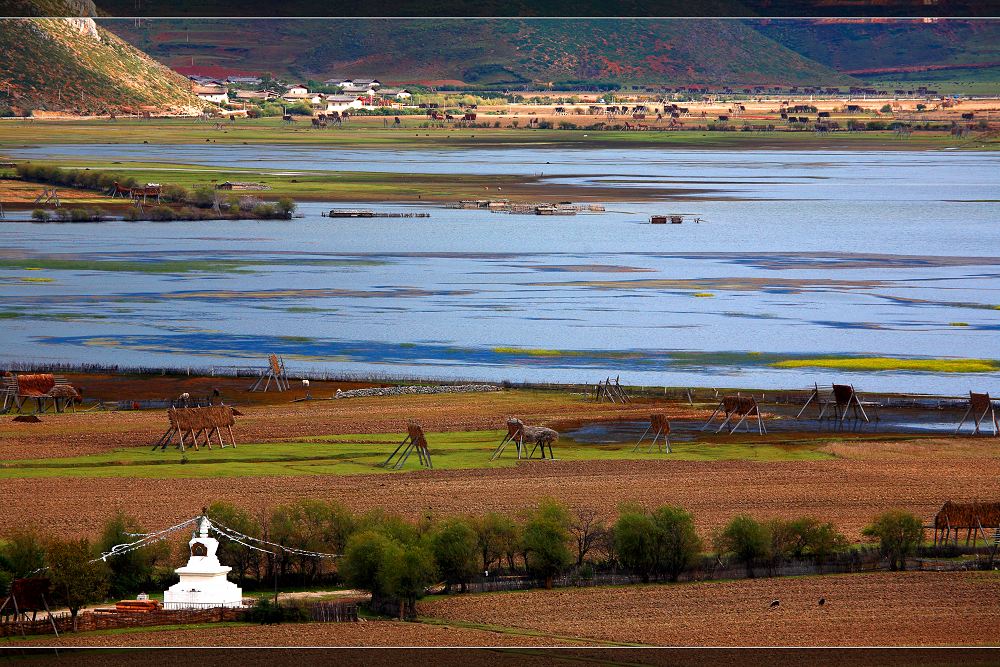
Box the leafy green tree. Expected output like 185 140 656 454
0 528 46 579
427 517 479 593
521 499 572 588
714 515 771 578
472 512 516 571
862 510 924 571
380 544 437 618
341 530 395 597
651 505 702 582
98 513 168 599
208 502 262 586
355 509 417 545
270 499 353 584
614 504 701 583
613 505 657 582
45 538 109 631
806 521 849 571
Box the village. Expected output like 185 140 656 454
180 73 1000 134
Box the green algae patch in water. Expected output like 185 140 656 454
771 357 999 373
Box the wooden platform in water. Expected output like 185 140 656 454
325 210 430 218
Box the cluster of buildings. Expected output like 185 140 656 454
186 74 412 114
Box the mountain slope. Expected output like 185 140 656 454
105 18 855 87
0 18 206 115
755 19 1000 72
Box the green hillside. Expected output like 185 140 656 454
0 18 207 116
104 18 854 87
755 19 1000 72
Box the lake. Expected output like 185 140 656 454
2 145 998 395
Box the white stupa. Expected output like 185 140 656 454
163 515 243 609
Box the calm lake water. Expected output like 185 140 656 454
2 146 998 395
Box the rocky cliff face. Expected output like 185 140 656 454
63 17 101 40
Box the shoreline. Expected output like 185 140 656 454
0 364 982 403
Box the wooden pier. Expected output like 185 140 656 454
458 200 605 216
324 210 430 218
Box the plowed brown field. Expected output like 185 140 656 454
3 452 997 540
13 650 1000 667
15 573 1000 649
18 619 575 647
419 571 1000 646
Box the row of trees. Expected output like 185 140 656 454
0 501 926 627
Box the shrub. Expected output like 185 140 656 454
161 184 189 203
245 598 309 625
31 209 51 222
286 102 314 116
766 517 848 568
147 206 176 222
190 184 216 208
862 510 923 571
252 203 278 218
276 197 296 219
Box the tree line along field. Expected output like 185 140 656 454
2 476 991 647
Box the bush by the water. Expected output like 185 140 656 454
18 163 296 222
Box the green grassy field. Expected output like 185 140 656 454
0 429 835 479
0 117 992 151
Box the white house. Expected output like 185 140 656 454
379 88 412 100
286 84 309 96
340 84 375 96
192 83 228 105
281 92 323 106
233 89 275 101
351 78 381 90
325 94 364 114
